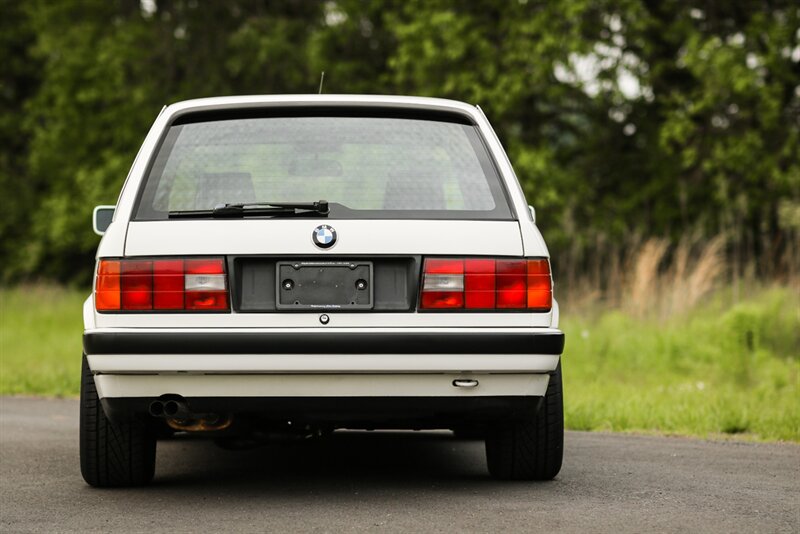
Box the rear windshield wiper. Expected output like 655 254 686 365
169 200 329 219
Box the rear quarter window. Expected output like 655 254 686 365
134 110 512 220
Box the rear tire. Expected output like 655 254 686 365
485 363 564 480
80 355 156 487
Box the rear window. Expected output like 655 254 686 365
134 111 512 220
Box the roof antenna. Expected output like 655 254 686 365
318 71 325 94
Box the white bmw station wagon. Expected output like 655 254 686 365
82 95 565 487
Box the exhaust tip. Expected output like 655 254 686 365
163 400 179 417
148 401 164 417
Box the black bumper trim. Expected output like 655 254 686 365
84 331 564 355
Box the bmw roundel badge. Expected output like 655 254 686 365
312 224 337 249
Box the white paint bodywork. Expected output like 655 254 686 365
87 350 560 374
124 220 523 257
86 95 562 400
89 314 553 329
94 374 550 399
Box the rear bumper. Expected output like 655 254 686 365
84 327 563 402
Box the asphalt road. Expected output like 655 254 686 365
1 397 798 533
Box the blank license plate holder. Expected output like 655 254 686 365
276 261 373 310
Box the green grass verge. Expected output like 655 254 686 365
0 286 85 397
562 287 799 442
1 285 797 441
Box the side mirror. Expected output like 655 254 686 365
528 205 536 223
93 206 115 236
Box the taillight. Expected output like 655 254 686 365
420 258 552 311
95 260 120 311
121 260 153 310
185 259 228 310
420 259 464 309
95 258 229 312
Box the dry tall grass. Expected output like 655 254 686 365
559 234 731 319
627 239 669 317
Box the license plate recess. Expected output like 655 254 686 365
276 261 373 310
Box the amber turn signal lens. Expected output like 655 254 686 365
95 260 121 311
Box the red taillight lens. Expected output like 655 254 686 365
424 259 464 274
421 291 464 309
153 260 184 309
95 258 229 312
420 257 552 311
496 260 527 309
464 259 495 309
121 260 153 310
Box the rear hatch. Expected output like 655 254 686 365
118 107 543 316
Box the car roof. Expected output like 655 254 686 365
161 94 481 121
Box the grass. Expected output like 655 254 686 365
562 287 799 442
0 286 85 397
1 283 798 442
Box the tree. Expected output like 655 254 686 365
1 0 797 283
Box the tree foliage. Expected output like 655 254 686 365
1 0 797 283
